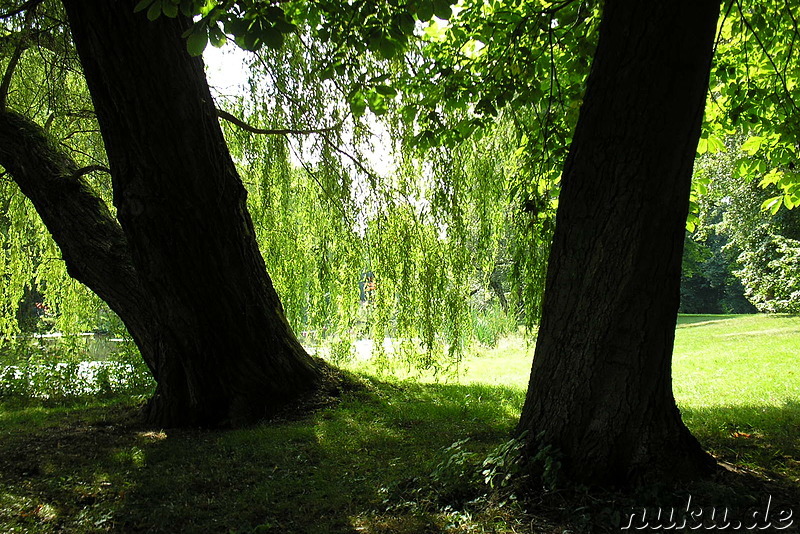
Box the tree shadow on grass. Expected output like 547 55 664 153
2 385 798 533
0 379 525 533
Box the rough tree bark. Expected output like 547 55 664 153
55 0 323 426
517 0 721 485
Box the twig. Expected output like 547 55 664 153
72 165 111 179
320 135 380 183
286 138 353 226
0 0 44 20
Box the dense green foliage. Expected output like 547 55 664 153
680 0 800 313
703 1 800 212
2 0 576 371
684 143 800 313
680 230 755 314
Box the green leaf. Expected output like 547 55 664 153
209 26 227 47
761 195 783 215
273 19 298 34
693 179 708 196
433 0 452 20
146 0 162 21
375 85 397 97
397 12 415 35
134 0 156 13
186 28 208 56
733 158 752 179
366 90 388 115
378 38 398 59
224 18 249 37
706 135 726 153
349 91 367 118
685 213 699 232
240 32 263 51
180 0 195 17
758 169 783 188
741 135 765 155
161 1 179 18
401 105 418 123
259 26 284 49
265 6 285 21
416 0 434 21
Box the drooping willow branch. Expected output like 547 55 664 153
216 108 341 136
0 4 37 110
215 107 354 224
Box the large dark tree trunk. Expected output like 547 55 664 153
58 0 323 426
517 0 721 486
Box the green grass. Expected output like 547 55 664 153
0 381 525 533
0 314 798 533
673 314 800 482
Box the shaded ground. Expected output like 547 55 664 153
1 380 798 533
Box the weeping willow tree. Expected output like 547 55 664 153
1 0 596 430
1 0 589 382
202 0 597 369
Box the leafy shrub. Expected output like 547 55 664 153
480 434 527 490
0 339 154 400
736 234 800 313
430 438 481 503
395 435 532 509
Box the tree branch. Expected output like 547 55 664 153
73 165 111 179
0 0 44 20
0 108 159 376
320 135 380 183
216 108 340 136
0 4 36 110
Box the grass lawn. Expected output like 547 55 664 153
0 314 798 533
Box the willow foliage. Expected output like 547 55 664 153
217 34 559 369
1 3 119 344
0 0 586 374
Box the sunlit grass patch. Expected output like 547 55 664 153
673 314 800 407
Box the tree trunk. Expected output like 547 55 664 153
0 109 161 376
489 270 509 314
517 0 720 486
60 0 323 427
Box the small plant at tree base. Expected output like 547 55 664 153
481 434 528 490
527 441 563 490
429 438 481 504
